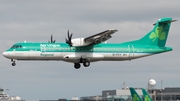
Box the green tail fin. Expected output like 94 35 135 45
130 88 143 101
129 18 176 47
142 88 153 101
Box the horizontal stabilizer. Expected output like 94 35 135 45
153 19 177 25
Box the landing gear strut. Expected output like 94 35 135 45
81 58 90 67
11 59 16 66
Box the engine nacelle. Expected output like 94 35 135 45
71 38 91 47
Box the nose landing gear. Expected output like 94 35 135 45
12 62 16 66
11 59 16 66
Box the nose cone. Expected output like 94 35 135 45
2 52 9 58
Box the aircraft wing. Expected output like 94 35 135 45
84 29 118 45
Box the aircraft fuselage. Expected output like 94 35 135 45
3 42 172 64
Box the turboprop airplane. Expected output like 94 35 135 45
2 18 176 69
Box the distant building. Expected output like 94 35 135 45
80 87 180 101
39 87 180 101
148 87 180 101
0 88 24 101
80 95 103 101
81 88 143 101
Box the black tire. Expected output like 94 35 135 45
83 61 90 67
74 63 81 69
12 62 16 66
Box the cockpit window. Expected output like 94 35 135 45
11 45 22 49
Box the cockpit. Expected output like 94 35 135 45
11 45 22 49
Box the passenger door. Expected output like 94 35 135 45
128 45 134 60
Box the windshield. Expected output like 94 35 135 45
11 45 22 49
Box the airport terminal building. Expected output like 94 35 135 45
38 87 180 101
150 87 180 101
80 87 180 101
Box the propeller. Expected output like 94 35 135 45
48 34 56 43
65 30 73 46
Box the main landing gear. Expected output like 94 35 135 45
74 58 90 69
11 59 16 66
74 63 81 69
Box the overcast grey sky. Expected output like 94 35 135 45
0 0 180 100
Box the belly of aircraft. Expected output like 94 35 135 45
4 51 155 62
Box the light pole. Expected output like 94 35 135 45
161 80 163 101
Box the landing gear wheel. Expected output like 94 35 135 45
74 63 81 69
12 62 16 66
83 61 90 67
11 59 16 66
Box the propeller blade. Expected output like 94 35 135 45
51 34 53 42
66 38 69 43
66 30 73 46
48 34 56 43
69 33 73 41
67 30 70 39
